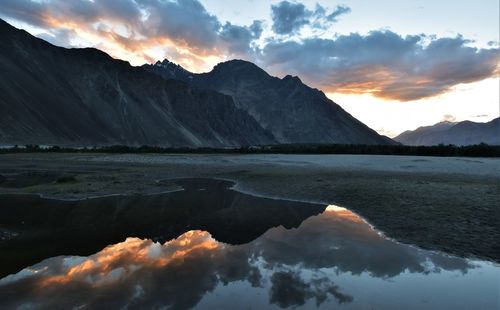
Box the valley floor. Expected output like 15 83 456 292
0 153 499 262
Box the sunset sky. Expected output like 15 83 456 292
1 0 498 137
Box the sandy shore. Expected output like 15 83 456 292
0 153 499 262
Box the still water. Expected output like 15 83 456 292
0 179 498 309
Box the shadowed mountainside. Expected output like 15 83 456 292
0 19 274 147
0 18 394 147
144 59 395 145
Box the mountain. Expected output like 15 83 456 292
0 19 273 147
143 60 395 145
146 59 194 82
394 118 500 146
394 121 457 145
0 18 393 147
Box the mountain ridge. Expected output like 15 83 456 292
394 118 500 146
143 59 395 145
0 18 394 147
0 19 274 147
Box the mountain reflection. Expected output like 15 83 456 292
0 178 325 278
2 205 496 309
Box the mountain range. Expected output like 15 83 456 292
143 59 395 145
0 19 392 147
394 118 500 146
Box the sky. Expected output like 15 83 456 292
1 0 498 137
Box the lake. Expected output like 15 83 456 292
0 178 498 309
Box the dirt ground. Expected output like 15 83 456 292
0 153 499 262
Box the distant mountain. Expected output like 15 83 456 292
0 18 393 147
0 19 273 147
143 59 395 145
394 118 500 146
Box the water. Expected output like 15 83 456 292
0 179 498 309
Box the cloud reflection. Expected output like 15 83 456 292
0 205 483 309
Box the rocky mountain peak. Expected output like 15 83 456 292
282 75 302 84
143 55 395 145
144 58 193 82
211 59 269 78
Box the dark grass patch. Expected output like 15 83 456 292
55 175 78 184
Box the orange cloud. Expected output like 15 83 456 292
36 230 220 288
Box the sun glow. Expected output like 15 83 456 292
328 77 500 137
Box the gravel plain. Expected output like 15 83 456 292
0 153 499 262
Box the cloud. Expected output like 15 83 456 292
0 0 139 28
271 1 310 35
269 271 309 307
0 0 497 101
269 271 353 308
260 31 499 101
37 28 78 47
326 5 351 22
271 1 351 35
254 205 474 278
139 0 221 51
472 114 491 118
0 207 476 309
0 0 263 70
219 20 263 55
442 114 457 122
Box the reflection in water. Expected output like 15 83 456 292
1 205 498 309
0 178 325 278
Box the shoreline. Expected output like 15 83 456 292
1 153 499 263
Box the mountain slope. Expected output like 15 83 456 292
0 19 274 147
395 118 500 146
143 59 395 145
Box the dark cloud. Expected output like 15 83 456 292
326 5 351 22
138 0 222 51
271 1 351 35
0 0 47 27
269 271 353 308
269 271 309 307
249 20 264 38
0 0 138 27
271 1 310 35
260 31 499 101
219 20 263 55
